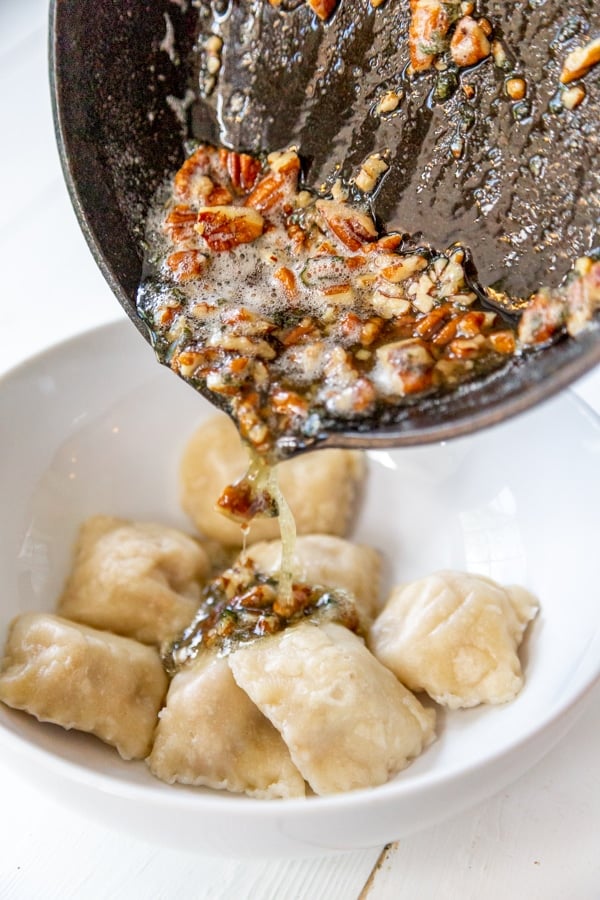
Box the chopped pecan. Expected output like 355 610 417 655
320 283 355 305
206 184 234 206
313 241 339 257
164 205 198 244
414 303 454 340
286 222 307 251
274 266 298 299
307 0 339 20
277 318 319 347
565 260 600 336
488 331 517 355
410 273 436 314
376 90 401 115
560 37 600 84
217 477 278 524
219 148 263 192
373 338 436 395
323 346 359 387
450 16 491 68
267 150 301 176
316 200 378 251
455 310 490 338
245 173 289 214
430 315 459 345
195 206 264 251
208 332 277 360
354 154 389 193
409 0 453 72
379 254 428 283
324 376 377 416
337 311 364 343
437 250 468 298
174 146 218 200
368 233 404 253
448 335 488 357
236 583 278 610
271 388 309 418
561 85 586 110
156 305 182 328
220 307 275 336
165 249 207 282
518 289 566 346
231 394 272 452
370 291 412 319
244 150 300 215
360 317 384 347
505 77 527 101
173 347 223 378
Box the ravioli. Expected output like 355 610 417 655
179 414 365 546
147 652 305 798
0 613 167 760
229 621 435 795
241 534 383 624
57 515 210 645
369 570 539 709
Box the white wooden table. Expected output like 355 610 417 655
0 2 599 897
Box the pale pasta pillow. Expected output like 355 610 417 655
57 515 210 645
148 653 305 798
241 534 383 623
0 613 167 760
229 621 435 795
369 570 539 709
179 415 365 546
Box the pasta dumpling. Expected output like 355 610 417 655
57 515 210 645
180 415 365 546
241 534 383 623
0 613 167 760
229 621 435 795
148 653 305 798
369 570 539 709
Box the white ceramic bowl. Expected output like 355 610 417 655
1 320 599 857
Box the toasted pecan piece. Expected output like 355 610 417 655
307 0 339 20
315 199 377 251
271 388 310 418
274 266 298 299
518 290 566 346
409 0 452 72
450 16 491 69
165 250 208 282
488 331 517 355
195 206 265 251
565 260 600 335
164 205 197 243
174 146 217 199
219 148 263 192
244 174 287 213
267 149 302 176
374 338 436 395
560 37 600 84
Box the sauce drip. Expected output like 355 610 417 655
216 447 297 611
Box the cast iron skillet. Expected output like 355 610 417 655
49 0 600 450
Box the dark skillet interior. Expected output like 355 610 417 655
50 0 600 449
